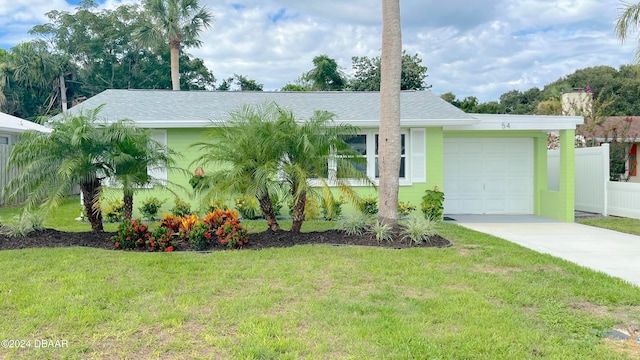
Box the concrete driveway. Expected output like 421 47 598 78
449 215 640 287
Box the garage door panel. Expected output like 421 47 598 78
444 138 533 214
484 198 508 214
485 159 508 175
484 177 507 194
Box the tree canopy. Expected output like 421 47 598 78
1 1 216 120
351 50 429 91
441 64 640 116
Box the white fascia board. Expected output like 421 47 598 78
341 118 479 127
443 114 584 131
0 125 52 133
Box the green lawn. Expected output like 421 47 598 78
1 200 640 359
579 216 640 236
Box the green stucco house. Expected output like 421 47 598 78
61 89 583 221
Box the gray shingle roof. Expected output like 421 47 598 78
58 89 474 128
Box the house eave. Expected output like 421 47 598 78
123 118 481 129
443 114 584 131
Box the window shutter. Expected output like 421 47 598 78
149 130 168 185
410 128 426 183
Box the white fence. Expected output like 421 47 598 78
0 144 25 206
549 143 640 219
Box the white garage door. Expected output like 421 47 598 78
444 138 534 214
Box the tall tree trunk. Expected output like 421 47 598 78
290 191 307 233
258 194 280 231
378 0 402 226
123 192 134 221
59 73 67 112
170 40 181 91
81 179 104 233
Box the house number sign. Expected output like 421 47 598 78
501 122 511 129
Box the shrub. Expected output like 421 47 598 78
235 196 260 220
187 222 213 251
321 196 345 221
369 220 393 243
203 208 239 229
161 214 183 232
139 197 166 220
179 214 200 235
398 201 416 217
113 219 150 250
421 186 445 221
359 196 378 215
104 199 124 223
338 213 372 236
170 199 192 217
216 219 249 249
401 217 438 244
206 199 228 212
147 226 176 252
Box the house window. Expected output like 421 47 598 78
375 134 406 178
0 136 9 145
336 131 409 183
340 135 367 176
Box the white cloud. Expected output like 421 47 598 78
0 0 636 102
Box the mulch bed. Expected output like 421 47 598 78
0 228 452 251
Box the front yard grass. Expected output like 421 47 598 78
1 220 640 358
579 216 640 236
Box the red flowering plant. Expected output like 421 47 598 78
146 226 175 252
112 219 151 250
188 222 213 251
216 219 249 249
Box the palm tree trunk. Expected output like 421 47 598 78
59 73 67 112
378 0 402 226
123 192 134 221
257 194 280 231
290 191 307 233
170 42 181 91
81 179 104 233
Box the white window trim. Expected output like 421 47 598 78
310 130 413 187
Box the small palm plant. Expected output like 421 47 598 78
4 107 141 232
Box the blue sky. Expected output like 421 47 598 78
0 0 636 102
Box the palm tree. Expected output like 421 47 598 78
3 107 137 232
275 108 370 233
616 2 640 60
378 0 403 226
110 125 179 221
191 102 283 231
137 0 213 91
